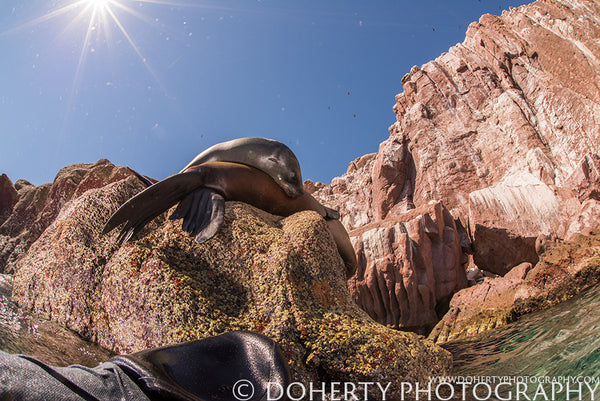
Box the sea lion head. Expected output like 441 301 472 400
255 142 304 198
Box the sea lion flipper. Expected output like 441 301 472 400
126 166 155 187
194 192 225 243
103 171 207 240
169 188 225 243
324 206 340 220
325 219 357 278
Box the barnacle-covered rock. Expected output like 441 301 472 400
12 176 451 396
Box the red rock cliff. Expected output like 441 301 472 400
311 0 600 329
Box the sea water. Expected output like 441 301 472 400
444 284 600 400
0 274 111 367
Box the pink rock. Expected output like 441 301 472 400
430 232 600 343
566 199 600 240
0 160 139 273
313 0 600 279
348 201 467 331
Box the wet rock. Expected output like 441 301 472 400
430 232 600 343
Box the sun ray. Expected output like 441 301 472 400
109 1 185 43
107 1 161 27
54 4 95 45
103 4 169 96
3 0 197 134
0 1 86 36
129 0 198 6
59 3 99 132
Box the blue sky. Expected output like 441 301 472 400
0 0 530 186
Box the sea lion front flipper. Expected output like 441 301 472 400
326 219 357 278
323 206 340 220
103 171 208 242
169 188 225 243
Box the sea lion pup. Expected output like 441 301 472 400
103 162 357 277
180 137 304 198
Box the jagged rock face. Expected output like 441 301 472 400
0 160 136 274
348 201 467 332
0 174 18 226
430 231 600 343
10 173 451 392
312 0 600 278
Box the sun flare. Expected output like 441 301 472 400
87 0 110 11
0 0 196 130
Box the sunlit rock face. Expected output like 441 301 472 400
0 160 136 274
311 0 600 282
429 231 600 344
348 201 467 332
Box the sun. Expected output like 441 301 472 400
0 0 195 130
87 0 110 11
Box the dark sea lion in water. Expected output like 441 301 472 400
180 137 304 199
103 162 356 277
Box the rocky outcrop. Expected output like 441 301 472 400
468 172 585 274
0 174 18 226
429 231 600 343
0 160 136 274
312 0 600 280
348 201 467 332
10 170 451 394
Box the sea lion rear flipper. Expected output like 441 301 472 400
169 188 225 243
103 171 207 243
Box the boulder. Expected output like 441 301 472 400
0 160 136 273
11 177 451 394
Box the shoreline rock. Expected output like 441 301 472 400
0 159 137 274
348 201 467 332
9 167 451 396
429 231 600 343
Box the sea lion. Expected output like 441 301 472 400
103 161 357 277
180 137 304 198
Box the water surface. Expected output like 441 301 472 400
0 274 112 367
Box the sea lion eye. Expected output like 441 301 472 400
268 157 279 164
